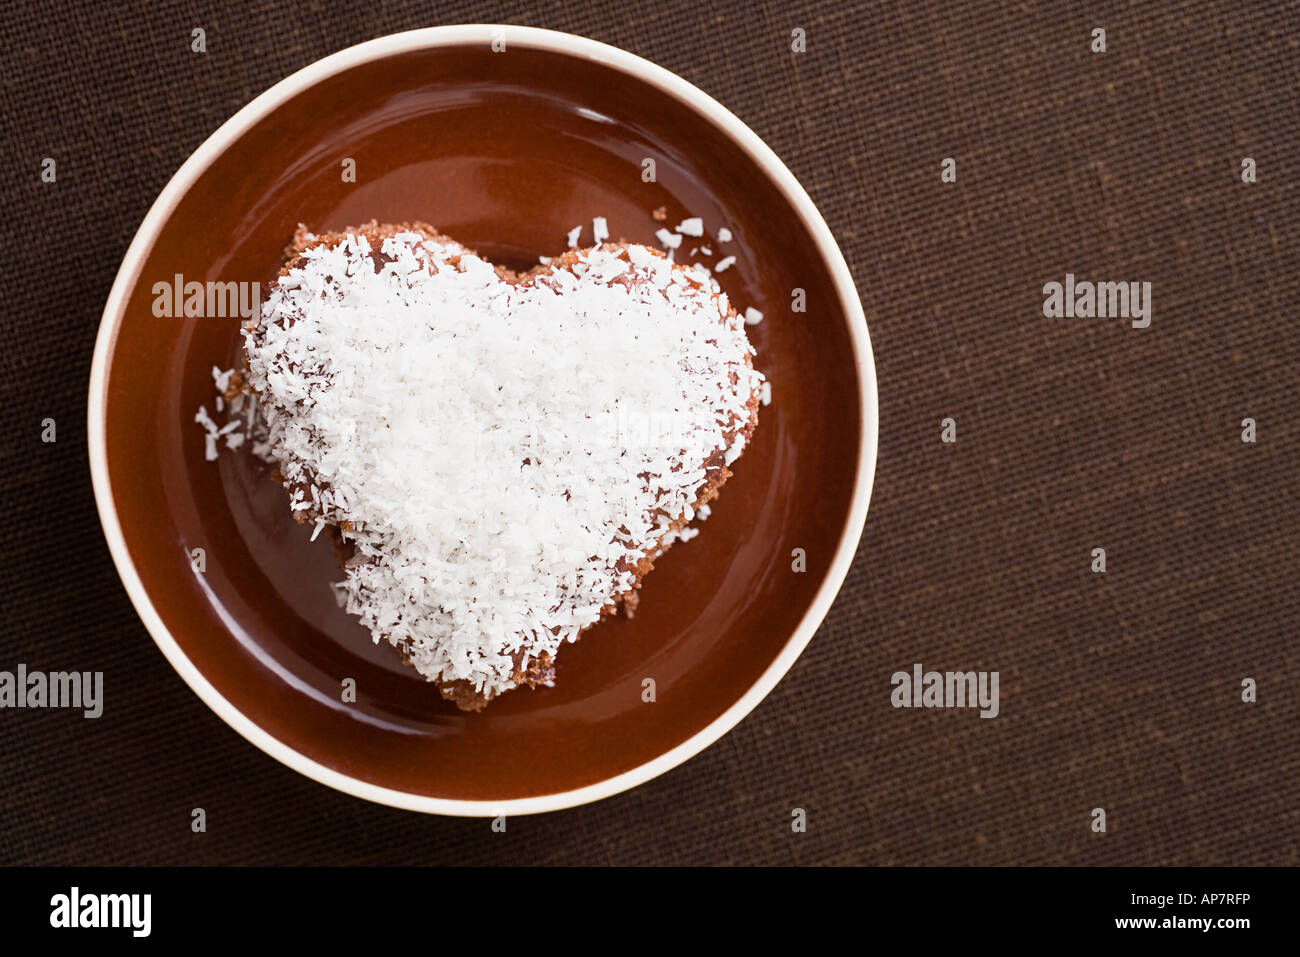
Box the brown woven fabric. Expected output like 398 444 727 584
1 0 1296 865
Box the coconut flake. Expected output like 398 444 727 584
244 231 764 701
655 228 682 250
196 368 272 463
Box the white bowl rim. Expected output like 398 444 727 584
87 24 879 817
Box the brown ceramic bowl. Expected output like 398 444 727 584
88 26 877 814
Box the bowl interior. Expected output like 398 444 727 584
99 41 863 803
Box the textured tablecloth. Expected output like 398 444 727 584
1 0 1296 865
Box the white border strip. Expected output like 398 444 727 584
87 25 879 816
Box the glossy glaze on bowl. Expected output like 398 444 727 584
91 29 875 812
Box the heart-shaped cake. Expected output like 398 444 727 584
242 221 763 710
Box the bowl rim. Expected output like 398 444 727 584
87 24 879 816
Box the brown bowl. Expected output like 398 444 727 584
88 26 878 814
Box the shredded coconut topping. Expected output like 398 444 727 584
243 229 763 700
195 366 267 461
655 228 682 250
